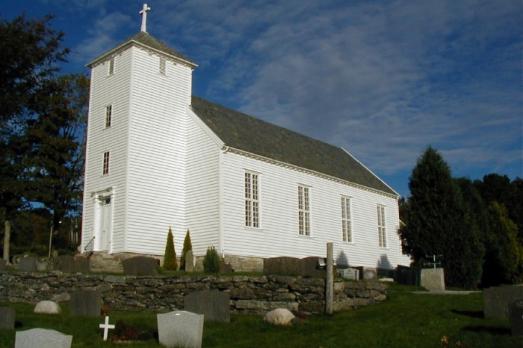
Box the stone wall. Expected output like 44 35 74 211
0 272 387 314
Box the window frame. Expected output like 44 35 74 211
102 151 110 176
377 204 387 248
105 105 112 128
298 185 311 236
108 57 115 76
159 57 166 75
341 196 353 243
244 171 260 228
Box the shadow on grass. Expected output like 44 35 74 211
451 309 484 319
462 325 511 336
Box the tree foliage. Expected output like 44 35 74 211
400 147 484 288
203 246 220 273
163 227 177 270
180 229 193 271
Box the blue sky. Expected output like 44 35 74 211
3 0 522 196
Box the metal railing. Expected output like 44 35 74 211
83 236 95 254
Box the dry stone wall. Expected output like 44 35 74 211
0 272 387 314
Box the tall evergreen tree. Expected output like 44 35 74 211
180 229 193 271
163 227 177 270
0 15 68 261
400 147 484 288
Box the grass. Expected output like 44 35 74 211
0 284 519 348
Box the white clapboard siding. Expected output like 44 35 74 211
220 151 411 269
81 49 133 253
185 109 222 256
125 46 193 255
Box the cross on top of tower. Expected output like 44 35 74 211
139 3 151 33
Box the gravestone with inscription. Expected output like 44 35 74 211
122 256 158 276
484 285 523 320
15 328 72 348
70 289 101 317
420 268 445 291
184 289 230 322
157 310 204 348
17 256 38 272
0 307 15 330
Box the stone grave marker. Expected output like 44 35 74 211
185 250 194 272
15 328 72 348
70 289 101 317
157 310 204 348
0 259 7 272
17 256 38 272
363 268 377 280
263 256 325 278
184 289 230 322
34 300 61 314
122 256 158 276
338 268 359 280
509 299 523 336
484 285 523 320
420 268 445 291
0 307 15 330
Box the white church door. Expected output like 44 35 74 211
96 195 113 251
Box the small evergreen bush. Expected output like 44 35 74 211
180 229 193 271
163 227 177 270
203 246 220 273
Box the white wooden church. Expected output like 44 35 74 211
81 5 410 271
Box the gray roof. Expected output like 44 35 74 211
191 96 397 196
88 32 196 67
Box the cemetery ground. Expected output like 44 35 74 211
1 285 520 348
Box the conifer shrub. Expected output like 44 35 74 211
203 246 220 273
163 227 177 270
180 229 193 271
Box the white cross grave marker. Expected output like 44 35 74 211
139 3 151 33
99 315 115 341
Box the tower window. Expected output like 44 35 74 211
159 57 166 75
103 152 110 175
108 57 114 75
105 105 112 128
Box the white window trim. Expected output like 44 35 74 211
298 184 311 237
244 171 260 228
341 195 353 243
377 204 387 248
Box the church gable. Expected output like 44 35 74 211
190 96 397 196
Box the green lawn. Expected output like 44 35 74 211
1 285 520 348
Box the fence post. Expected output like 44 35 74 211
326 242 334 314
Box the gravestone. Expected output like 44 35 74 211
0 307 15 330
122 256 158 276
34 301 61 314
338 268 359 280
53 255 90 273
263 256 325 278
15 328 72 348
70 289 101 317
184 289 230 322
17 256 38 272
362 268 377 280
420 268 445 291
157 310 204 348
509 299 523 336
185 250 194 272
484 285 523 320
394 265 419 286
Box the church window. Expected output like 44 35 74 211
103 152 110 175
298 186 310 236
245 172 259 227
108 57 115 75
159 57 166 75
105 105 112 128
341 196 352 242
377 204 386 247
